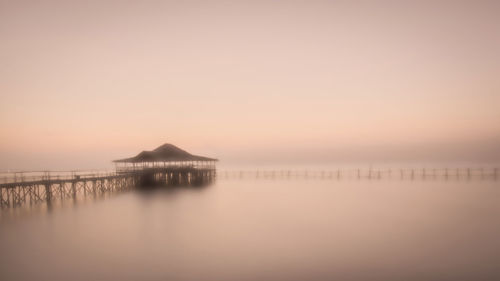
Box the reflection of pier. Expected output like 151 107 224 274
0 144 218 208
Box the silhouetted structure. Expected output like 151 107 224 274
0 144 218 208
113 143 217 170
113 143 217 187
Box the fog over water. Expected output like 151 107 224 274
1 176 499 281
1 0 499 279
1 0 500 170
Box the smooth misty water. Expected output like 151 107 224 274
1 179 499 281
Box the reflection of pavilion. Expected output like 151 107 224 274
113 143 218 187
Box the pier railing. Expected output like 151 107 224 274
115 163 216 173
1 167 498 186
0 171 118 185
2 167 499 185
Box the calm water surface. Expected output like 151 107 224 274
1 179 499 281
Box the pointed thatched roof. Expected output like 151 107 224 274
113 143 218 163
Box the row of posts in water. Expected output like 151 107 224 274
219 168 499 181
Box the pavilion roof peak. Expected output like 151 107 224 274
113 143 218 163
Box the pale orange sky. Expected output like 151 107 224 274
1 0 499 169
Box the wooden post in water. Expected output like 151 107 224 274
45 184 51 205
92 180 97 197
58 183 64 200
0 189 4 208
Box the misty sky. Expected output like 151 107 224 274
1 0 499 169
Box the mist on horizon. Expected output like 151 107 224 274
1 0 499 170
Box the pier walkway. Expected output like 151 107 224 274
0 166 216 208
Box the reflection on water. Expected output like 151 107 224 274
1 179 500 281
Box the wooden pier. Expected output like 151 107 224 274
1 166 498 208
0 172 133 208
0 167 216 208
0 143 218 208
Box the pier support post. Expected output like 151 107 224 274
45 184 52 205
71 181 77 199
0 188 4 208
92 181 97 197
